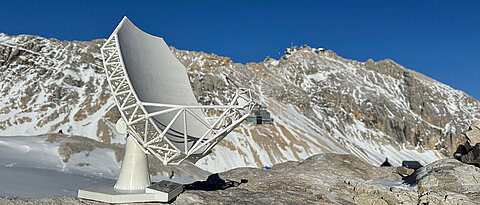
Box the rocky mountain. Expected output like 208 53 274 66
1 33 479 173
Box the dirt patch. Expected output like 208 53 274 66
104 106 120 123
75 163 90 167
46 134 124 163
58 142 94 163
96 119 113 144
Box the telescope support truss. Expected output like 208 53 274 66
101 34 256 165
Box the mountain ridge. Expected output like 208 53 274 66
1 32 479 174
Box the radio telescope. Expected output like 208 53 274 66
78 17 256 203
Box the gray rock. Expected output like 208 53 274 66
173 153 414 205
396 166 415 177
4 155 480 204
406 158 480 204
0 154 417 205
454 120 480 165
460 143 480 165
472 120 480 130
0 196 90 205
465 128 480 148
453 144 467 160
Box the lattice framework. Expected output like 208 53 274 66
101 34 255 165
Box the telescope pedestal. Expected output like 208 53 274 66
114 135 151 191
78 135 183 203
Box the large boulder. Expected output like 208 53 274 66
174 154 416 204
465 120 480 149
465 128 480 149
461 143 480 165
453 120 480 165
396 166 414 177
405 158 480 204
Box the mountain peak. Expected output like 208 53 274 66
0 33 479 174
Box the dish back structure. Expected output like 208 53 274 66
100 17 255 165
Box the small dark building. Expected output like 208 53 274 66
402 161 423 170
246 106 274 125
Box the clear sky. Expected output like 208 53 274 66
1 0 479 99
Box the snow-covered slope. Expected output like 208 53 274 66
0 34 117 143
1 33 479 174
0 135 210 188
0 135 211 197
0 166 113 198
0 135 120 178
173 46 480 172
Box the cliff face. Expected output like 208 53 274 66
1 33 479 173
172 45 480 170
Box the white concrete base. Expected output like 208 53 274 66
78 181 183 203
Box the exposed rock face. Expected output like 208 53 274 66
465 121 480 148
176 45 480 169
1 33 480 172
397 166 415 177
454 120 480 165
175 153 416 205
460 143 480 165
0 196 89 205
405 158 480 204
4 154 479 204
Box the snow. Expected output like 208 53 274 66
0 135 116 197
66 148 119 178
370 179 417 192
0 135 201 198
151 171 199 185
0 166 114 198
339 119 442 167
196 132 259 173
0 136 64 170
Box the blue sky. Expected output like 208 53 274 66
1 0 479 99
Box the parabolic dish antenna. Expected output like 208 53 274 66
78 16 256 203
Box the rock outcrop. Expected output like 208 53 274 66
174 153 415 204
405 158 480 204
397 166 415 177
454 120 480 165
460 143 480 165
466 121 480 147
2 154 480 204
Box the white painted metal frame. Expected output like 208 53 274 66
101 33 255 165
